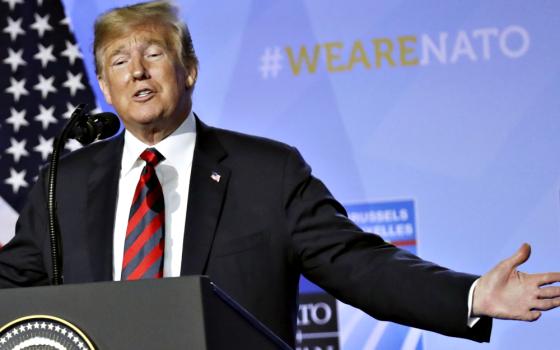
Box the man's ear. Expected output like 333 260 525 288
186 67 197 89
97 75 113 105
186 75 194 88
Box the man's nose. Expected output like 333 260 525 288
130 57 149 80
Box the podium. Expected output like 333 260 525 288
0 276 292 349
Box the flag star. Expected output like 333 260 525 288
4 168 28 194
33 44 56 68
3 47 26 72
63 102 76 119
5 77 29 102
3 16 25 41
30 13 52 38
6 107 28 132
2 0 24 10
37 0 44 5
34 135 53 161
34 105 57 130
65 139 82 152
6 138 29 163
63 71 85 96
34 74 57 99
61 40 83 65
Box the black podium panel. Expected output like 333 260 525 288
0 276 291 349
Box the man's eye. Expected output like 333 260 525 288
112 59 126 66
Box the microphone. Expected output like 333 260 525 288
47 105 120 285
70 112 120 145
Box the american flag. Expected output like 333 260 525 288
0 0 98 247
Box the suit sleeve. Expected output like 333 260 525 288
282 147 492 342
0 176 50 288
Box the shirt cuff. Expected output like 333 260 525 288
467 278 481 328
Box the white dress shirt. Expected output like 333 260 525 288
113 112 196 280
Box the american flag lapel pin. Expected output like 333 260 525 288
210 171 221 183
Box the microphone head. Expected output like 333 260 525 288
69 111 120 146
93 112 121 139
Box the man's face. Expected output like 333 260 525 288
97 25 193 142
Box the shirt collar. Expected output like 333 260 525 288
121 110 197 176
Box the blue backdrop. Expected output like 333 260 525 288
11 0 560 348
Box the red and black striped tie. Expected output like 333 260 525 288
121 148 165 280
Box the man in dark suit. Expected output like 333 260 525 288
0 1 559 347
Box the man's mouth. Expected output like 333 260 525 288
133 88 154 100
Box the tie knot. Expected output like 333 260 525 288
140 148 165 167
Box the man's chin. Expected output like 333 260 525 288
121 111 164 127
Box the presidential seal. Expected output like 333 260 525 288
0 315 95 350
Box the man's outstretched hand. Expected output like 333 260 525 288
472 243 560 321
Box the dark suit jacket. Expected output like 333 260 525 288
0 117 491 346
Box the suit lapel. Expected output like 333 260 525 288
85 134 124 281
181 118 230 275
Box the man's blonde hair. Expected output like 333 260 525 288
93 0 198 78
